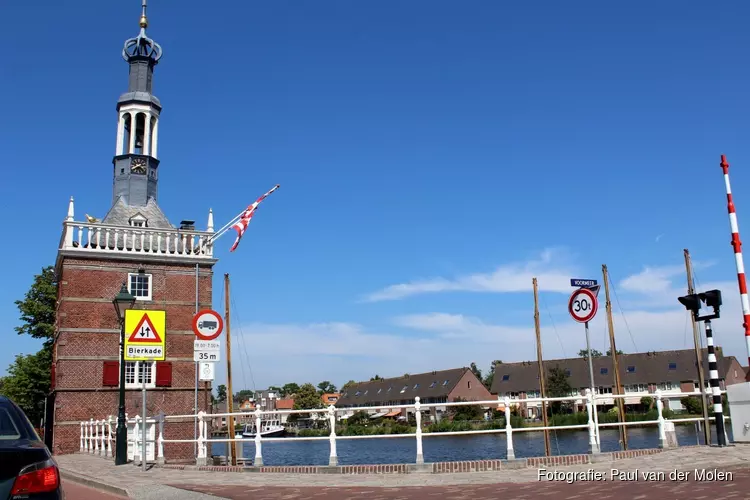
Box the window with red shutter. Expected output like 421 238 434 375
155 362 172 387
102 361 119 387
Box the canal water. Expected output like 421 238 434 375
210 424 732 466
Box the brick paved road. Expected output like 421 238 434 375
62 480 127 500
172 467 749 500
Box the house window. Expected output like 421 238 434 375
668 362 677 370
377 388 382 394
429 381 436 388
468 381 472 389
442 380 449 386
658 382 674 391
502 374 510 381
387 386 392 392
600 367 608 375
564 369 571 377
124 361 155 389
355 391 361 397
400 385 408 393
128 273 152 301
413 384 419 390
363 390 368 395
626 366 636 373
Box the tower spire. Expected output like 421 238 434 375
110 0 163 208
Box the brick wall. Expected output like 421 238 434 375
52 254 215 461
447 369 493 402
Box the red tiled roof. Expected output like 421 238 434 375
276 399 294 410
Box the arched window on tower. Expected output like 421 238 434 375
134 112 146 155
120 114 132 155
149 115 157 156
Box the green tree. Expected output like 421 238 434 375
546 365 573 414
293 383 323 417
681 396 703 414
1 266 58 424
469 362 482 382
578 348 603 358
281 382 300 397
606 348 624 356
317 381 337 394
449 397 483 421
640 396 654 410
14 267 58 348
215 384 227 403
341 380 357 392
234 389 254 402
0 349 51 425
370 375 382 381
483 360 503 389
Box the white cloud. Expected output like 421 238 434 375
217 287 747 391
214 256 747 392
361 248 576 302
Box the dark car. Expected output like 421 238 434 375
0 396 62 499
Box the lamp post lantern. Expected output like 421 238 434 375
113 283 136 465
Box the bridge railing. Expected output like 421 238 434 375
80 389 729 466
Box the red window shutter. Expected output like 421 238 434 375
102 361 119 387
155 362 172 387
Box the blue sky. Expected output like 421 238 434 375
2 1 750 391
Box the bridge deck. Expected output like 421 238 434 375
57 445 750 499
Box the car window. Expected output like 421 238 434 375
0 408 20 440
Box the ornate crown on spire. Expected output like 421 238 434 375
122 0 163 63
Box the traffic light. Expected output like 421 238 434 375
700 289 722 309
678 289 722 321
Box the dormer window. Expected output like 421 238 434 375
129 213 148 228
429 381 436 388
400 385 408 393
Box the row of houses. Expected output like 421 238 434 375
212 390 340 428
332 348 748 421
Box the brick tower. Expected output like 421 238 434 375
49 2 217 461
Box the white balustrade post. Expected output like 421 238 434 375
504 396 515 460
414 397 424 465
133 415 141 465
254 409 264 467
107 416 114 458
80 422 84 452
98 420 104 457
586 389 600 454
96 420 102 456
89 419 95 454
157 412 165 465
197 411 207 465
656 389 667 448
328 405 338 467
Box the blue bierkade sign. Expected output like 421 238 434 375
570 279 598 287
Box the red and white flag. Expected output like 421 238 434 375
230 184 280 252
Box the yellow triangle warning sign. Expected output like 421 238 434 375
127 312 163 343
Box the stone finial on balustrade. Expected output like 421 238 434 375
67 197 75 221
207 208 214 232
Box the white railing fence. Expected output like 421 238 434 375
79 413 159 463
80 389 729 467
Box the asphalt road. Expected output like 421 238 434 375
62 480 127 500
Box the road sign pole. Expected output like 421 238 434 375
194 263 199 459
142 373 147 471
584 321 600 449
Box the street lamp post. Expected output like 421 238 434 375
113 283 136 465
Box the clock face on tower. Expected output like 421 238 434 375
130 157 147 174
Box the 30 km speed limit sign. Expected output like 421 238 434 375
568 288 598 323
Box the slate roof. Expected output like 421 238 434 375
335 367 472 407
490 348 737 395
101 196 174 229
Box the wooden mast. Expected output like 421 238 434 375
684 249 711 445
532 278 551 456
602 265 628 450
224 273 236 466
